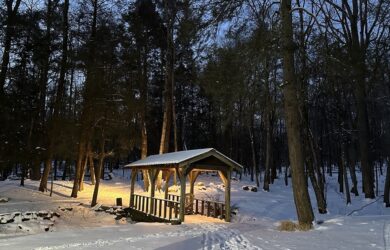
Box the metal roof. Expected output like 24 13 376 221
124 148 243 170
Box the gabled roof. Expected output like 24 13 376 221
124 148 243 170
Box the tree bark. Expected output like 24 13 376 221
384 159 390 207
158 1 176 190
71 0 98 198
140 44 149 192
91 130 105 207
43 0 69 188
343 153 351 204
0 0 22 94
79 143 90 191
89 154 95 185
280 0 314 227
38 0 55 192
249 125 259 187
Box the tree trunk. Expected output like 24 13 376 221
0 0 22 94
158 1 176 190
30 160 41 181
44 0 69 188
79 144 89 191
91 130 105 207
347 151 359 196
343 156 351 204
280 0 314 227
89 154 95 185
39 158 51 192
263 122 272 191
71 0 98 198
384 159 390 207
71 137 87 197
140 44 149 192
355 73 374 198
249 125 259 187
20 164 26 186
338 150 344 193
38 0 54 192
62 160 69 181
141 119 149 191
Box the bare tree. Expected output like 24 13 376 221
317 0 390 198
281 0 314 227
0 0 22 95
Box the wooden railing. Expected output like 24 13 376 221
131 194 180 221
131 193 226 221
167 194 180 202
166 194 225 219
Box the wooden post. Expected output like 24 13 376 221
179 167 186 222
225 169 231 222
129 168 137 207
148 169 159 213
164 170 172 200
218 169 231 221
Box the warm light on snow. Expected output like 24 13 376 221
0 170 389 249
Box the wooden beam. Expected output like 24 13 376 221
224 169 231 222
218 170 228 186
164 170 172 200
189 171 200 195
147 169 159 213
178 167 186 222
129 168 137 207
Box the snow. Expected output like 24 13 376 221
0 170 389 249
124 148 243 169
125 148 214 167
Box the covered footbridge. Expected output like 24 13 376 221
124 148 242 223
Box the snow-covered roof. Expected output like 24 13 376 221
124 148 243 170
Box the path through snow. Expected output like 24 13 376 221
27 223 261 250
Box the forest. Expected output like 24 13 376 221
0 0 390 228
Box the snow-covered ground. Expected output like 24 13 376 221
0 169 389 250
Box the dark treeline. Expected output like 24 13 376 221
0 0 390 228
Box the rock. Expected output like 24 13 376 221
101 205 110 211
38 211 49 217
22 218 30 222
171 219 181 225
242 186 249 191
65 207 73 211
250 187 258 192
114 215 123 220
0 197 9 203
53 212 60 217
31 212 38 220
